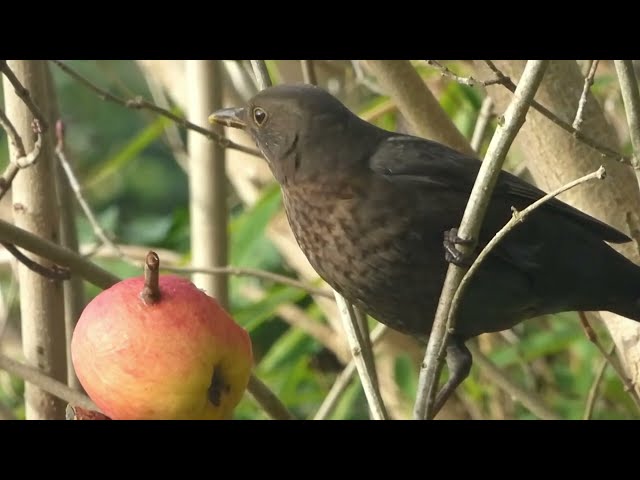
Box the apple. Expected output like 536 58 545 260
71 253 253 420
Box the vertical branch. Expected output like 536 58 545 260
250 61 273 89
46 67 86 391
2 60 67 419
414 60 549 420
300 61 317 85
186 60 229 308
614 60 640 190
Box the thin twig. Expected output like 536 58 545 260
301 60 318 85
414 60 550 420
583 346 613 420
449 168 607 345
573 60 600 131
333 292 388 419
162 265 334 299
250 60 273 89
466 343 560 420
0 114 43 200
0 353 97 411
247 374 295 420
614 60 640 190
482 60 629 165
314 325 388 420
50 60 261 158
470 97 494 152
0 242 70 280
425 60 507 87
54 120 124 257
0 60 48 132
578 312 640 409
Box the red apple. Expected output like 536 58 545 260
71 263 253 420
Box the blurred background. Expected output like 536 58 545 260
0 60 638 420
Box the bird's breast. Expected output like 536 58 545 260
281 178 438 335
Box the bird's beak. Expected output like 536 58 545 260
208 107 247 130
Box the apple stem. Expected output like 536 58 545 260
140 251 161 305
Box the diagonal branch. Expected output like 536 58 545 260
50 60 261 158
414 60 549 420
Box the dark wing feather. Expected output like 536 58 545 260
369 136 630 243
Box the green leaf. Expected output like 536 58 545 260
257 328 314 373
234 284 308 332
229 184 282 267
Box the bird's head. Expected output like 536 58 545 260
209 83 384 185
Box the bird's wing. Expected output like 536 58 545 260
369 135 630 243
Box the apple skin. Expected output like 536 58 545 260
71 275 253 420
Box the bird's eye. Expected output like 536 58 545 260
253 107 268 126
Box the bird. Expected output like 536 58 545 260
209 83 640 416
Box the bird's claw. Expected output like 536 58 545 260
443 228 476 268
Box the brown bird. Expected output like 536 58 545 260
210 83 640 415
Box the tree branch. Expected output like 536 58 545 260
0 60 48 132
0 353 97 412
414 60 549 420
448 168 607 349
366 60 476 156
163 265 334 299
573 60 599 132
583 346 612 420
614 60 640 189
313 325 388 420
482 60 629 165
50 60 261 158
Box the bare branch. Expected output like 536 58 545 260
0 60 48 131
482 60 629 165
449 168 608 347
470 97 494 152
0 242 70 280
583 346 612 420
333 292 388 419
415 60 549 420
301 60 318 85
163 264 334 299
246 374 295 420
187 60 229 308
314 324 388 420
250 60 273 89
55 120 124 257
366 60 476 156
424 60 506 87
614 60 640 189
50 60 261 158
0 114 43 200
578 312 640 409
0 353 97 411
573 60 600 131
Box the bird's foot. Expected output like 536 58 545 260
443 228 476 268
